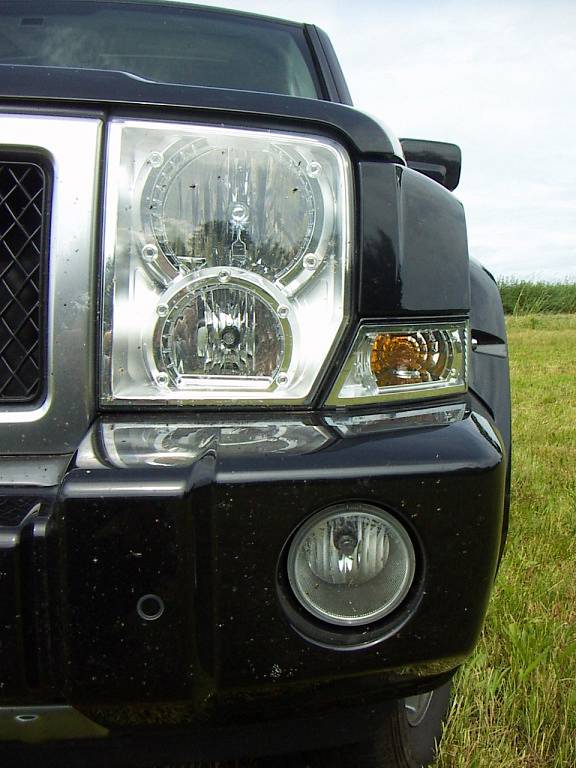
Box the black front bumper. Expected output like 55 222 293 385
0 401 505 759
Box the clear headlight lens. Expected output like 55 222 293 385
150 269 293 390
102 120 351 405
143 138 321 285
326 322 468 405
288 504 416 626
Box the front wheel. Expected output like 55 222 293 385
295 680 452 768
167 680 452 768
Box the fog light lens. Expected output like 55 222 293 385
288 504 415 626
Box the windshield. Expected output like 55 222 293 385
0 1 320 99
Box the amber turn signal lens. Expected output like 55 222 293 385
326 322 467 405
370 333 426 386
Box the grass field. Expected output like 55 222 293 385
498 280 576 315
437 314 576 767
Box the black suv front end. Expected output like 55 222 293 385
0 6 510 764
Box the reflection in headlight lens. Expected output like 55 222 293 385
145 141 319 283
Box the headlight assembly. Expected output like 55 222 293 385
102 120 352 405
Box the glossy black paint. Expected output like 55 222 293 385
469 260 511 453
307 25 354 106
400 139 462 192
0 66 401 160
0 407 506 729
468 260 512 562
0 520 27 697
358 162 470 317
0 493 55 700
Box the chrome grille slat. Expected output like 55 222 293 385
0 114 102 455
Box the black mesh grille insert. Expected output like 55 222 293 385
0 495 42 527
0 157 49 403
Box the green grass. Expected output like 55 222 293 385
498 279 576 315
437 314 576 768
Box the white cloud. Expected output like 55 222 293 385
170 0 576 279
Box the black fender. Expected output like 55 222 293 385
358 163 469 317
469 259 511 455
469 259 511 559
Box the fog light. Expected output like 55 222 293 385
287 504 415 626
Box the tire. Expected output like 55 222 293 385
163 680 452 768
291 680 452 768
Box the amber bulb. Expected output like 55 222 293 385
370 333 424 387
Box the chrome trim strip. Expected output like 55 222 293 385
0 115 102 454
0 705 108 743
325 403 467 437
63 477 188 498
0 455 71 486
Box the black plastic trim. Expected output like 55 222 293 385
0 66 402 160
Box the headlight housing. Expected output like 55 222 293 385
102 120 352 405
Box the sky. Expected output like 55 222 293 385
175 0 576 281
